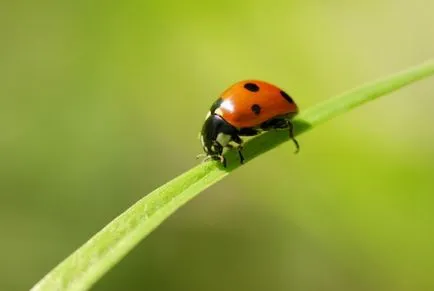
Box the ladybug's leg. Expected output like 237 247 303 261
203 154 226 167
287 120 300 154
261 118 300 153
214 143 227 167
231 134 245 164
203 142 227 167
219 155 227 168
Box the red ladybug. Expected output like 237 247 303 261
200 80 300 167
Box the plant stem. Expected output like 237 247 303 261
31 59 434 291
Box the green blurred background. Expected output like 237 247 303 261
2 0 434 290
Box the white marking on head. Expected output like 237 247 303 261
215 108 223 116
216 133 231 147
205 111 211 119
220 99 234 113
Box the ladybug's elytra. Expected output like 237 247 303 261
199 80 300 167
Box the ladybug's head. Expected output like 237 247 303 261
200 113 237 160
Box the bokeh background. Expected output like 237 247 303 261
2 0 434 290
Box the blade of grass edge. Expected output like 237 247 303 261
31 59 434 291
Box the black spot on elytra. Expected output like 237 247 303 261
210 98 223 113
280 90 294 103
251 104 261 115
244 83 260 92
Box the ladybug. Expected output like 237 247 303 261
199 80 300 167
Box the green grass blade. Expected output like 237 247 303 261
31 60 434 291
